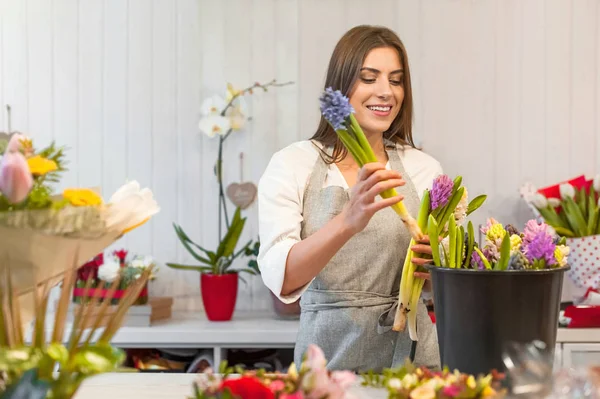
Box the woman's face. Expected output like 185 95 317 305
349 47 404 138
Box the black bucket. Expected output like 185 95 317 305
426 265 568 376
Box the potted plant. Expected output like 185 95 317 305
426 216 570 377
167 207 258 321
243 240 301 320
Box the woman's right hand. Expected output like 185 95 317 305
339 162 405 235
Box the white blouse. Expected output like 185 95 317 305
257 140 444 304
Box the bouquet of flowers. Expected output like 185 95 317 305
190 344 356 399
521 174 600 293
429 218 569 272
0 111 160 398
73 249 157 306
362 362 505 398
394 174 486 339
318 88 423 241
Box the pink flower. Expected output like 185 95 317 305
305 344 327 371
280 392 304 399
442 384 462 397
0 151 33 203
330 371 356 389
268 380 285 392
5 133 27 153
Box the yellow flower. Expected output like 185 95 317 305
466 375 476 389
486 223 506 242
409 385 435 399
63 188 103 206
27 155 58 175
481 386 496 397
554 245 570 267
510 234 522 254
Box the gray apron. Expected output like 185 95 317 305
294 141 440 372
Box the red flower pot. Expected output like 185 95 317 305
201 273 238 321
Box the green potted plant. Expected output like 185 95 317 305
167 207 258 321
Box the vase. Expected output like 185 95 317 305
270 292 301 320
201 273 238 321
426 265 568 376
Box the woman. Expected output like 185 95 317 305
257 25 442 372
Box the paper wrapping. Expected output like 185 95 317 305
0 224 121 327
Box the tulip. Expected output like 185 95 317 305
5 133 27 153
531 193 549 208
547 197 561 208
559 183 575 200
0 151 33 203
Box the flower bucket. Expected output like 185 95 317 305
427 265 568 376
72 282 149 305
201 273 238 321
566 235 600 292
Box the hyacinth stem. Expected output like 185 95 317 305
394 190 431 334
338 114 423 241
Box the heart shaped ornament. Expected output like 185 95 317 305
226 182 257 209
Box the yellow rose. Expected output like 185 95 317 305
27 155 58 175
63 188 103 206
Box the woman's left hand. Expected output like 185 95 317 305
411 235 433 292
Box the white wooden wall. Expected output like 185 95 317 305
1 0 598 311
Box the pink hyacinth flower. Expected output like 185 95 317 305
0 151 33 203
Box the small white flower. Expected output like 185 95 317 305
98 258 121 282
519 182 538 202
200 95 226 117
131 255 154 270
531 193 549 208
547 197 561 208
593 174 600 192
401 373 418 389
387 378 402 390
559 183 575 200
198 115 231 138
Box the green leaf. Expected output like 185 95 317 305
416 190 431 231
448 216 457 268
166 263 214 273
464 221 475 269
173 224 214 265
563 197 589 236
474 247 492 270
427 215 441 266
451 176 463 195
349 114 378 163
457 226 465 267
216 208 246 259
577 187 588 219
496 233 511 271
466 195 487 216
46 343 69 365
72 343 125 375
437 187 465 235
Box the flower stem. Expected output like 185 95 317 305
217 136 230 241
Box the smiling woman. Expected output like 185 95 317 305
257 25 443 373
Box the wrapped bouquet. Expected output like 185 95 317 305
0 120 159 398
521 174 600 294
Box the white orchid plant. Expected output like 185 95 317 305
169 79 293 278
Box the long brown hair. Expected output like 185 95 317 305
311 25 416 164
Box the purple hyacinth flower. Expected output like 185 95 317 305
319 87 354 131
471 250 485 270
523 220 550 246
524 231 556 266
430 174 453 210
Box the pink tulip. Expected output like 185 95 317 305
5 133 27 153
0 151 33 203
305 344 327 371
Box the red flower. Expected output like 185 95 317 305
220 376 274 399
113 249 128 266
77 253 104 282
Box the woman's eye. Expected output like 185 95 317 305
361 78 376 83
390 80 402 86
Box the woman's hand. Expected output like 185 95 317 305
339 162 405 235
412 235 433 292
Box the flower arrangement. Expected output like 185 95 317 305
429 217 570 271
394 174 487 339
522 174 600 238
0 107 160 398
361 362 505 398
190 344 356 399
319 88 422 241
73 249 157 305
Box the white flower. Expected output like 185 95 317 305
559 183 575 200
200 95 226 117
198 115 231 138
453 187 468 225
131 255 154 270
519 182 538 202
98 258 120 282
593 174 600 192
531 193 549 208
106 181 160 234
401 373 418 389
547 197 561 208
387 378 402 390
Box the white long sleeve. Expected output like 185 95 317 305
257 140 443 303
